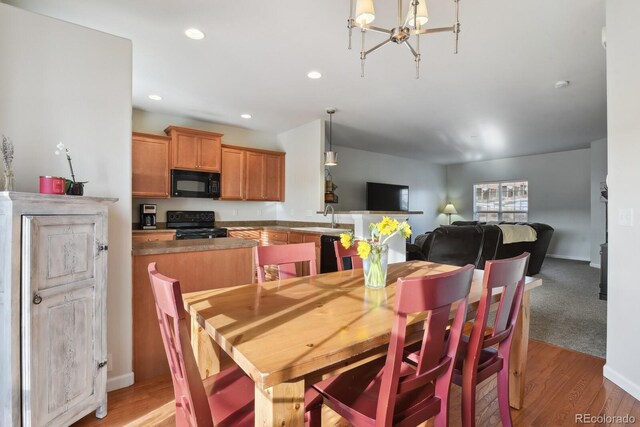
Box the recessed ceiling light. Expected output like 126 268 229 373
148 94 163 101
241 114 252 119
307 71 322 79
185 28 205 40
554 80 570 89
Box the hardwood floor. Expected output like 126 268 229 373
74 340 639 426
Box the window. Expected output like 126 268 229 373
473 181 528 222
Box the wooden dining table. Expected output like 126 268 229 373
182 260 542 427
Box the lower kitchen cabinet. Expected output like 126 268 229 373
0 192 114 427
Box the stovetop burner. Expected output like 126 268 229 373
166 210 228 240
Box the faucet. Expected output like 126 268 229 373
324 205 336 228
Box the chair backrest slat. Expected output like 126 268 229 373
375 264 475 425
254 242 317 283
468 253 529 355
333 240 364 271
148 263 214 427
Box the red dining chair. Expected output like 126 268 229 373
310 264 475 427
333 240 364 271
254 242 317 283
147 263 321 426
454 252 530 427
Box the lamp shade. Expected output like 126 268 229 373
324 151 338 166
443 203 457 214
406 0 429 27
355 0 376 25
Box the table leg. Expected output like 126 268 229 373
255 380 305 427
509 289 531 409
190 313 222 379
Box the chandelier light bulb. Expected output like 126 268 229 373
355 0 376 25
406 0 429 27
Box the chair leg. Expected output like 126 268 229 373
461 373 477 427
307 404 322 427
497 363 513 427
433 392 449 427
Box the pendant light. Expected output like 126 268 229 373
324 108 338 166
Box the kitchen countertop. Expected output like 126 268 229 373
315 210 424 215
132 228 176 234
132 237 257 256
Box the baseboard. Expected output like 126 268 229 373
107 372 134 392
589 262 601 269
603 364 640 401
546 254 590 262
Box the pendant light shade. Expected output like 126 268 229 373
355 0 376 25
406 0 429 27
324 151 338 166
324 108 338 167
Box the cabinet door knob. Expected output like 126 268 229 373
33 293 42 305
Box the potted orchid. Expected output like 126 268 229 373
340 217 412 288
55 142 87 195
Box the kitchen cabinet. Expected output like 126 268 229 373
0 192 114 427
132 231 176 243
165 126 223 172
132 132 171 198
227 228 261 242
303 233 322 276
220 146 246 200
132 244 255 381
221 145 285 202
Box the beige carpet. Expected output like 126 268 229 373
529 257 607 358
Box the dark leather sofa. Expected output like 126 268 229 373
407 222 554 275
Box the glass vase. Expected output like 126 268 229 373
2 171 14 191
363 244 389 289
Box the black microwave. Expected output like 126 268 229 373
171 170 221 199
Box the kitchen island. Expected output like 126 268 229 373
132 237 257 381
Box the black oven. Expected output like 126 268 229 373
171 170 220 199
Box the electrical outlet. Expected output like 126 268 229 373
257 208 262 217
232 209 238 216
619 208 634 227
107 353 113 372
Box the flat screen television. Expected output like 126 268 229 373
366 182 409 211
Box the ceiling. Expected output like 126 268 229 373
7 0 607 164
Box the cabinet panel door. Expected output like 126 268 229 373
198 136 222 172
302 234 322 276
22 215 105 427
172 133 199 169
132 134 170 198
221 147 245 200
264 154 284 201
245 151 265 200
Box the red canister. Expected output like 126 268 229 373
39 176 66 195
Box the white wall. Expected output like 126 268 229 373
446 149 591 261
603 0 640 401
0 3 133 390
275 119 327 223
590 139 607 267
132 109 280 222
329 145 446 235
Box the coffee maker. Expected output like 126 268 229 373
139 204 157 230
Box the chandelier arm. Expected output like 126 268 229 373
356 23 393 35
397 0 403 27
348 0 354 49
364 38 393 57
454 0 461 53
404 41 419 59
411 26 455 36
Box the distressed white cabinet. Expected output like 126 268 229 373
0 192 116 427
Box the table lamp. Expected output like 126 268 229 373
443 202 457 225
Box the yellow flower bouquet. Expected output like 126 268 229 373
340 217 412 288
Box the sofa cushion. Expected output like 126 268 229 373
426 225 484 267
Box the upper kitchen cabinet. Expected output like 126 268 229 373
221 145 285 201
132 132 171 198
164 126 223 172
220 146 245 200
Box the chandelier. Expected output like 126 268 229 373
347 0 461 78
